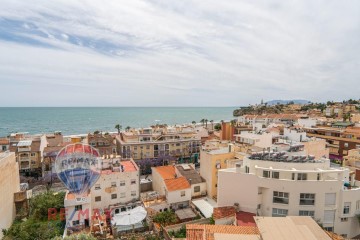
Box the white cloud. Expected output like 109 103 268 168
0 0 359 106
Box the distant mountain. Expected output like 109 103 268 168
265 99 311 106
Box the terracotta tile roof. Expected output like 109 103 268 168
164 176 190 191
213 206 236 220
154 165 176 180
236 211 256 227
186 224 259 240
0 138 9 145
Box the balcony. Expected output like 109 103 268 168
18 147 31 152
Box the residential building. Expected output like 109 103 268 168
15 139 42 176
199 143 242 200
343 148 360 180
0 138 9 152
116 125 201 161
151 165 192 210
0 152 20 239
304 126 360 160
88 133 117 156
175 164 207 198
91 158 140 211
234 131 274 149
217 145 360 238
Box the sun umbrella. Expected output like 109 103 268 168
111 206 147 226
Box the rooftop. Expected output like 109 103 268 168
17 140 32 147
154 165 176 180
254 216 332 240
213 206 236 220
236 211 256 227
164 176 190 191
176 164 205 184
101 160 138 174
186 224 259 240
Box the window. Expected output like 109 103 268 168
120 192 126 198
299 210 314 217
95 184 101 190
131 179 136 185
344 143 349 148
181 191 185 197
194 186 200 193
272 208 288 217
272 171 279 179
31 153 36 157
72 220 80 226
291 173 295 180
95 196 101 202
341 217 348 222
111 182 116 187
146 145 150 150
273 191 289 204
75 205 82 211
131 191 136 197
111 194 117 199
343 202 351 214
297 173 307 180
120 181 125 186
325 193 336 206
317 173 320 181
340 234 347 238
324 227 333 232
245 166 249 173
300 193 315 205
263 170 270 178
356 200 360 210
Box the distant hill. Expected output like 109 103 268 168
266 100 311 106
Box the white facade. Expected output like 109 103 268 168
283 128 307 142
234 131 273 149
0 152 20 239
297 118 317 128
217 154 360 238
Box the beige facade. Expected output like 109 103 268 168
0 152 20 238
117 125 201 161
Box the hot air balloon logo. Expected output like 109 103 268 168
55 143 102 198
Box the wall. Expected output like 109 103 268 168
191 182 207 198
166 188 191 205
0 153 20 238
151 168 166 195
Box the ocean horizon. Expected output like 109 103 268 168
0 107 237 137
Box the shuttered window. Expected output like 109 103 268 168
325 193 336 206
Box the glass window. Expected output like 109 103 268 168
111 182 116 187
72 220 80 226
120 192 126 198
131 179 136 185
300 193 315 205
120 181 125 186
111 194 117 199
343 202 351 214
131 191 136 197
75 205 82 211
95 184 101 190
194 186 200 193
299 210 314 217
297 173 307 180
273 191 289 204
272 208 288 217
263 170 270 178
272 171 279 179
181 191 185 197
95 196 101 202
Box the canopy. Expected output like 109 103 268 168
112 206 147 226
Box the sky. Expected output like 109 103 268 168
0 0 359 107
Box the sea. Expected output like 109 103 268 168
0 107 237 137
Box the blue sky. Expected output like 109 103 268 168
0 0 359 106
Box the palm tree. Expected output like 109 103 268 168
115 124 122 135
192 121 196 126
205 119 208 128
125 126 131 132
200 119 205 127
230 119 236 126
210 120 214 130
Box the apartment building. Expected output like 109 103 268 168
116 125 201 161
343 148 360 181
234 131 274 149
217 145 360 238
304 126 360 160
64 158 141 229
88 133 117 156
325 104 358 118
199 143 242 200
0 152 20 239
14 139 42 176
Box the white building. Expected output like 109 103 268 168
0 152 20 238
64 158 141 228
234 131 273 149
217 147 360 238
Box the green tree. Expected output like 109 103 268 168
169 225 186 238
115 124 122 135
210 120 214 130
200 119 205 127
125 126 131 132
205 119 208 128
214 123 221 131
192 121 196 126
153 210 177 227
52 233 97 240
